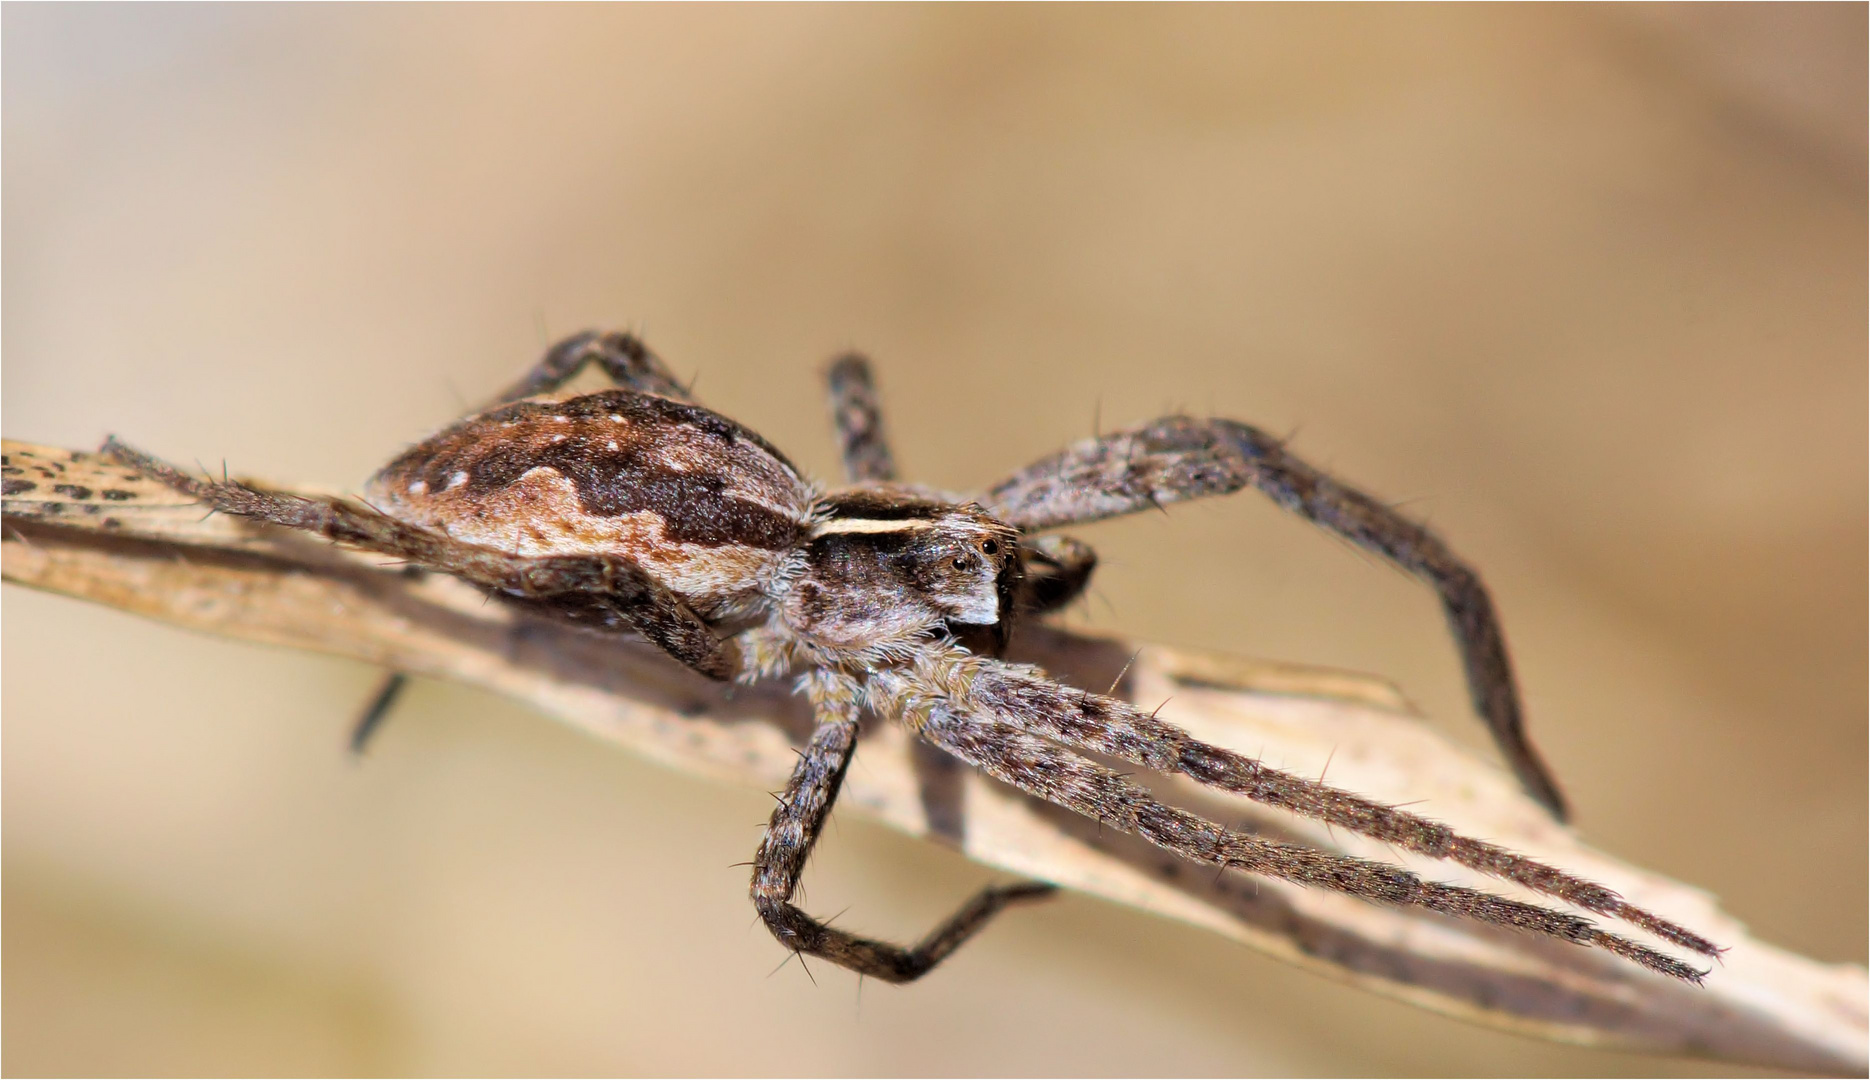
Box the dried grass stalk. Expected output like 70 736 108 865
3 439 1863 1074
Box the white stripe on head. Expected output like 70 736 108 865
809 517 937 537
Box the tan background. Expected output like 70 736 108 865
4 5 1864 1076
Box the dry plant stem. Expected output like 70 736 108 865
3 439 1865 1075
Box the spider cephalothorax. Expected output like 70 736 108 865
104 330 1719 985
782 492 1024 659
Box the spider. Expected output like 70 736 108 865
103 330 1719 985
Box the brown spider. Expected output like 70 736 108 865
103 330 1719 985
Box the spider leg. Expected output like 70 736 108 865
873 668 1705 984
825 353 897 483
101 439 739 680
347 671 408 756
984 415 1568 821
490 330 694 406
929 649 1719 959
751 672 1056 983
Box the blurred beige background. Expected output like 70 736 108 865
4 5 1864 1076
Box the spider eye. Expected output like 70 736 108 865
980 540 999 556
951 556 974 573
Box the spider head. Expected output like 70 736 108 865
789 491 1023 653
903 510 1022 628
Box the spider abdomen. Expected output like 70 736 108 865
365 389 815 620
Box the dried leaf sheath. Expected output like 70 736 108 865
2 440 1865 1074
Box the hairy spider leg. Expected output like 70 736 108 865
826 353 898 484
750 671 1056 983
102 438 739 681
985 415 1570 821
492 329 695 406
869 665 1706 984
916 647 1718 959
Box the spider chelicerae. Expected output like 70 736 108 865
104 330 1718 984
